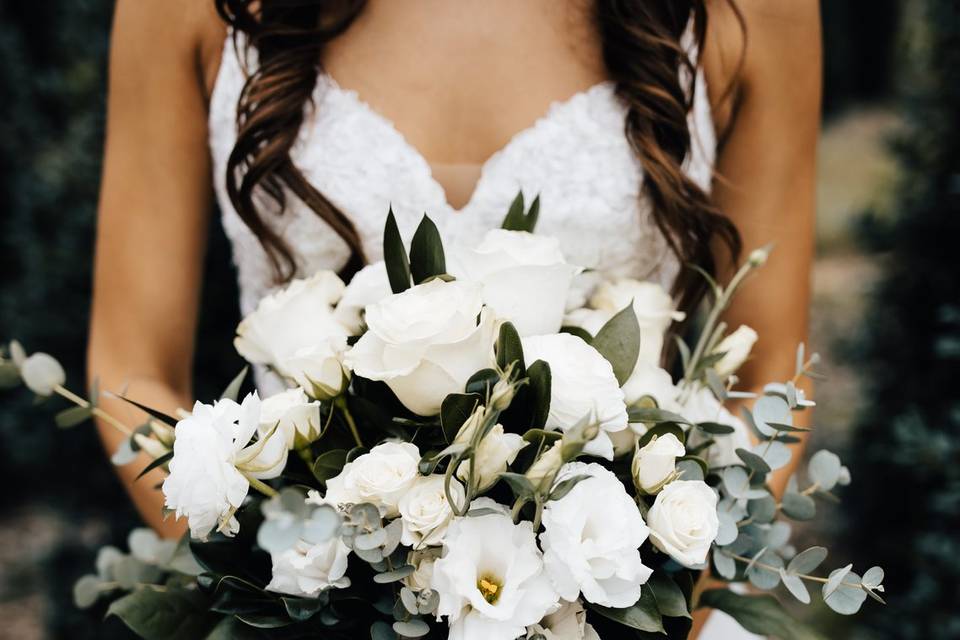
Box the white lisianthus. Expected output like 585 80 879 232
334 261 392 334
454 408 526 492
679 386 753 469
398 475 464 547
324 442 421 517
632 433 686 494
451 228 580 336
622 362 681 410
266 537 351 597
712 325 758 378
647 480 720 568
234 272 351 399
259 388 322 450
431 511 558 640
162 393 287 540
19 352 66 396
527 600 600 640
521 333 628 460
344 279 496 416
540 462 652 608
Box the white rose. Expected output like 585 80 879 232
345 279 496 416
527 600 600 640
622 362 681 410
234 272 351 398
647 480 719 568
324 442 421 517
454 410 527 491
163 393 287 540
712 325 758 378
540 462 652 608
19 352 66 396
632 433 685 494
679 386 753 469
452 229 580 336
334 261 392 334
431 511 558 640
266 537 351 597
398 475 464 547
259 387 322 450
521 333 628 460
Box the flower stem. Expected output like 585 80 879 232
54 384 133 437
334 396 364 449
245 474 278 498
722 551 865 590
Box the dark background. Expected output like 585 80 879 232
1 1 956 638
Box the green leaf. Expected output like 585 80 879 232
114 394 179 427
589 587 664 634
205 617 263 640
136 451 173 480
696 421 736 435
373 565 415 584
501 192 526 231
465 368 499 396
822 567 867 615
221 366 249 401
560 325 593 343
496 322 526 376
525 194 541 232
55 405 92 428
107 587 219 640
282 596 326 622
699 589 827 640
676 455 707 479
312 449 349 483
526 360 552 428
781 492 817 520
736 448 772 474
499 472 536 499
383 207 412 294
629 407 692 426
788 546 828 575
409 214 446 283
73 574 103 609
648 572 690 618
748 495 777 524
440 394 481 444
808 450 843 492
637 424 686 449
591 303 641 386
0 361 21 389
548 473 590 501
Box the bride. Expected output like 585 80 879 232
87 0 819 637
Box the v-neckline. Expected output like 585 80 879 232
316 73 615 215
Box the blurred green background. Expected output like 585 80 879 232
0 1 957 638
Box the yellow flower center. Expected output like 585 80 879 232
477 576 502 604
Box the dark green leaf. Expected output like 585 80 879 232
409 214 446 283
499 472 535 499
221 366 249 401
441 394 481 444
501 192 526 231
55 405 92 428
526 360 552 429
677 455 708 479
637 424 686 449
0 361 20 389
465 368 498 396
114 395 179 427
312 449 349 483
781 492 817 520
736 448 772 474
383 208 411 294
107 587 219 640
629 407 692 426
648 572 691 619
699 589 826 640
548 474 590 501
496 322 525 376
560 326 593 343
589 587 664 634
525 194 541 232
592 303 641 386
136 451 173 480
282 597 326 621
696 421 736 435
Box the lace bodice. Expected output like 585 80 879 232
208 34 716 318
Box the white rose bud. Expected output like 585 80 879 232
525 440 564 490
324 442 421 518
632 433 685 494
712 325 758 378
647 480 720 568
259 388 322 450
20 352 66 396
398 475 464 547
455 417 527 492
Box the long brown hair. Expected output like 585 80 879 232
214 0 743 315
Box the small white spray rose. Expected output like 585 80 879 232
431 510 558 640
324 441 421 518
540 462 652 608
398 475 464 547
334 261 392 334
647 480 720 568
632 433 686 494
20 352 66 396
451 228 580 336
234 271 351 398
266 537 351 597
527 600 600 640
259 388 322 450
521 333 628 460
345 279 497 416
713 325 758 378
454 409 526 492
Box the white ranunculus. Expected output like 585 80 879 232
266 537 351 597
647 480 719 568
259 388 322 450
713 325 758 378
163 393 287 540
20 352 66 396
334 261 392 334
451 229 580 336
324 442 421 518
345 279 497 415
622 362 681 410
521 333 628 460
527 600 600 640
540 462 652 608
234 271 351 399
431 511 558 640
632 433 686 494
679 386 753 468
398 475 464 548
454 409 527 491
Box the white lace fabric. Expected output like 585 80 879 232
208 33 717 319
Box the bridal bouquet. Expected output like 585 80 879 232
2 195 884 639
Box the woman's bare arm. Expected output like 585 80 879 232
88 0 224 537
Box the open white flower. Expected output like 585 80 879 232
527 600 600 640
454 408 526 492
451 229 580 336
647 480 719 568
521 333 628 460
345 279 496 416
162 393 286 540
632 433 686 494
712 325 758 378
431 510 558 640
334 261 392 334
266 536 351 597
622 362 681 410
324 441 421 518
259 387 322 450
540 462 652 608
235 271 351 399
398 475 464 547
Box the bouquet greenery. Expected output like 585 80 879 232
1 196 883 639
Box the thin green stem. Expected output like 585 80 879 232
54 384 133 437
723 551 864 590
334 396 364 449
244 474 278 498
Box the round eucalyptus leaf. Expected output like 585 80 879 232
393 619 430 638
752 440 791 471
302 505 342 545
861 566 884 589
400 588 419 614
73 574 103 609
787 546 828 575
257 518 302 554
716 509 739 546
779 569 810 603
752 395 792 437
808 450 843 492
676 458 705 482
748 495 777 524
95 546 125 581
823 567 867 615
746 550 783 590
128 528 160 564
763 521 793 551
713 548 737 580
781 492 816 521
370 621 396 640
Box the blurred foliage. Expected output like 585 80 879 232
842 0 960 638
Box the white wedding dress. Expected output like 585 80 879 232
208 31 762 640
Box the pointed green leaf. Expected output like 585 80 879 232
526 360 552 429
501 191 526 231
589 587 664 634
441 393 481 444
383 207 411 293
496 322 525 375
699 589 827 640
409 214 446 283
56 405 93 428
136 451 174 480
592 303 641 386
525 194 541 232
